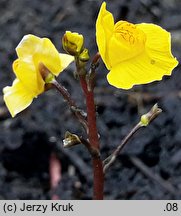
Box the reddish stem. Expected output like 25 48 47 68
79 76 104 200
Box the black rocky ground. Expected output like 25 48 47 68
0 0 181 199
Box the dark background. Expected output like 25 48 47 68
0 0 181 199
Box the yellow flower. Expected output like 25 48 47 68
3 34 74 117
96 2 178 89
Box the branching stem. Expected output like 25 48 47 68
103 123 142 173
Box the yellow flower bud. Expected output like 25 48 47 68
62 31 84 56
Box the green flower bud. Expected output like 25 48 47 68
79 48 90 62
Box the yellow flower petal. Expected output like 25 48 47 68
33 37 62 75
3 79 34 117
137 23 178 69
109 21 146 67
13 59 44 95
59 53 74 73
96 2 114 69
16 34 72 76
107 50 178 89
16 34 42 59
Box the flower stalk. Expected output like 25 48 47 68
103 104 162 173
51 79 88 132
75 54 104 199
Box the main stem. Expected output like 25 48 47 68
79 76 104 200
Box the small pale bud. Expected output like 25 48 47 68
140 103 162 127
79 48 90 62
62 31 84 56
141 114 149 126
